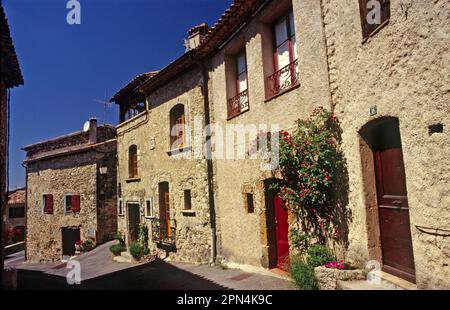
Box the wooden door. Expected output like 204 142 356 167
373 123 416 283
128 203 140 242
62 227 80 256
274 195 289 270
159 183 170 240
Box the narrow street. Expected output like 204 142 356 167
7 241 294 290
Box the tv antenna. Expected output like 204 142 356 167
94 89 113 125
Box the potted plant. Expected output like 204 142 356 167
74 240 82 254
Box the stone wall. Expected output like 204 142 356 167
96 141 118 243
26 152 98 262
209 0 331 267
321 0 450 289
116 67 212 263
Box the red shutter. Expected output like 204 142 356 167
71 195 81 213
45 194 53 214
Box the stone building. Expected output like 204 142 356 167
112 0 449 289
5 188 26 245
1 4 24 287
23 119 118 262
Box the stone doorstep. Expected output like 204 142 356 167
368 271 417 290
338 271 417 290
222 262 294 282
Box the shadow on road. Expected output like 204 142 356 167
17 259 230 290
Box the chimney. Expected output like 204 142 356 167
185 23 209 51
89 118 97 144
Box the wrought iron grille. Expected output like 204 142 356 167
227 89 249 119
150 217 176 245
266 60 299 98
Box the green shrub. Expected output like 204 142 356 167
291 257 318 290
129 241 150 260
306 244 335 268
110 243 125 256
114 231 125 246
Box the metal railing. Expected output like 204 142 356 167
227 89 249 119
266 59 299 98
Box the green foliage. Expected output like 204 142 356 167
289 227 310 256
306 244 335 268
129 241 150 260
81 239 94 251
138 224 149 249
109 243 125 256
114 231 125 246
290 256 318 290
276 107 343 244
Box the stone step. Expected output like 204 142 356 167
337 280 398 290
113 255 132 264
338 271 417 290
120 251 132 260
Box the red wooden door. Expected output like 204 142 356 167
374 146 416 283
274 195 289 270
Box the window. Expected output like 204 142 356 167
267 10 299 98
65 194 81 214
128 145 138 178
9 207 25 218
43 194 53 214
358 0 390 41
246 193 254 213
227 51 249 119
169 104 186 150
145 199 153 218
118 200 124 216
123 102 145 122
184 190 192 210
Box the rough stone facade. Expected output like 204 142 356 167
112 0 449 289
24 122 118 262
116 67 212 263
321 0 450 289
208 0 331 268
5 188 26 243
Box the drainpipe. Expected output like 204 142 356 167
21 162 28 261
197 58 217 264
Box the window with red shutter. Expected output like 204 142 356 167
43 194 53 214
358 0 390 41
71 195 80 213
65 194 81 214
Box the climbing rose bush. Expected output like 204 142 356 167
276 107 342 242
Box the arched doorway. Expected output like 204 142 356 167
360 117 416 283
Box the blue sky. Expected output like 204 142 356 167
4 0 232 189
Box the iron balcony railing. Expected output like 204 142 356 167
266 59 299 98
150 217 176 246
227 89 249 119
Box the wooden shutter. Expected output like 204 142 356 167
71 195 80 213
359 0 390 40
176 114 185 149
133 152 138 177
164 192 171 238
45 194 53 214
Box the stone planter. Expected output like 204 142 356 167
314 266 365 290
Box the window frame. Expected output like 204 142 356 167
145 198 154 218
273 10 297 72
128 145 138 179
42 193 54 215
8 206 25 219
235 50 248 95
358 0 391 42
118 199 124 216
169 104 187 151
184 189 192 210
64 193 81 215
